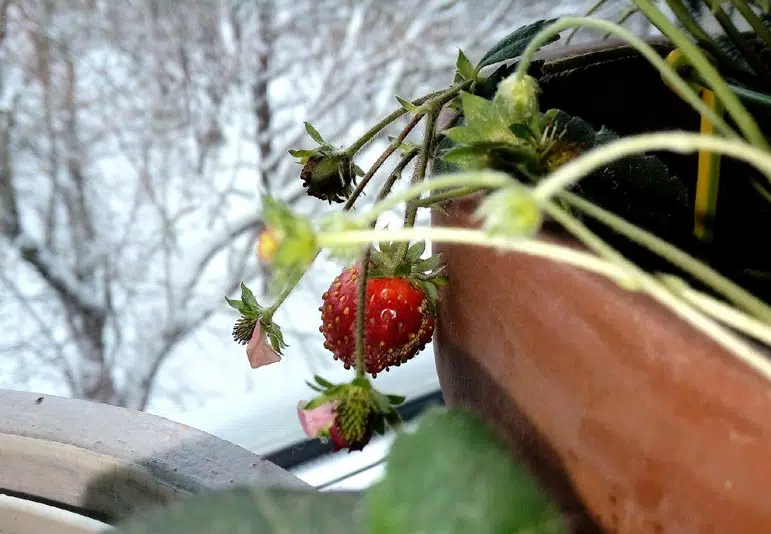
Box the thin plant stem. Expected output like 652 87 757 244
559 190 771 322
543 201 771 383
731 0 771 50
659 275 771 344
264 271 303 321
531 131 771 202
706 0 771 84
344 113 423 210
403 107 439 228
318 227 635 285
377 149 420 202
566 0 611 44
603 8 639 40
514 16 739 141
663 0 723 55
631 0 768 148
414 186 486 207
358 171 512 226
354 247 372 379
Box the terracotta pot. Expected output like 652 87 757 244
432 41 771 533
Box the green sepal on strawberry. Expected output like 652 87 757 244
298 375 404 452
319 241 446 377
226 282 287 355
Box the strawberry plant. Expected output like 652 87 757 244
109 3 771 532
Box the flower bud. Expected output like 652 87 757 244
300 151 355 204
493 73 541 130
476 186 543 238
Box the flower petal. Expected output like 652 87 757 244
246 323 281 369
297 401 336 438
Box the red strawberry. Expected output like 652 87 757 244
319 263 436 377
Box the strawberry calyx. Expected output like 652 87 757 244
299 375 404 452
368 240 447 313
226 282 287 355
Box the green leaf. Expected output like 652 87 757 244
305 380 325 393
304 121 326 145
509 122 537 142
353 164 366 177
414 254 444 273
395 95 419 113
367 408 564 534
476 19 560 71
314 375 336 388
386 394 406 406
405 241 426 262
225 297 252 317
240 282 260 312
111 487 365 534
444 125 485 145
441 145 492 169
455 49 476 81
288 148 314 161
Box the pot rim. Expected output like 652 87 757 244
0 389 309 524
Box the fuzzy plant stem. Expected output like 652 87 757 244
377 148 420 202
263 271 303 322
404 107 439 225
513 16 742 142
346 81 471 156
344 113 424 210
631 0 768 148
559 190 771 321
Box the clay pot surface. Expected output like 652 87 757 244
432 195 771 533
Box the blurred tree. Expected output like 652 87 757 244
0 0 571 410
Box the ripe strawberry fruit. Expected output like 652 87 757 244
319 241 445 377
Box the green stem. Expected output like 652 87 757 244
663 0 723 55
602 7 638 40
688 73 771 109
377 148 420 202
631 0 768 148
344 113 423 211
659 275 771 344
514 16 739 140
264 271 303 322
354 247 372 379
707 0 771 84
358 171 512 226
559 190 771 321
414 186 486 207
565 0 611 45
403 107 439 228
318 227 634 284
531 131 771 203
731 0 771 50
346 82 470 155
542 201 771 381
